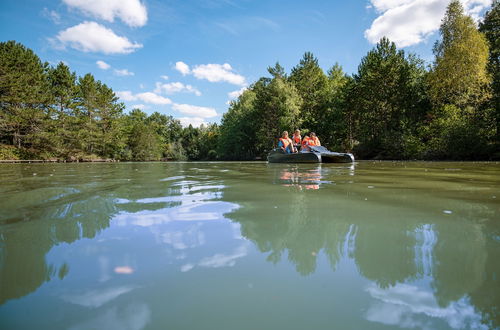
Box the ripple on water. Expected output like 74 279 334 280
160 176 185 182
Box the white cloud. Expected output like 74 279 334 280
55 21 142 54
115 91 136 101
155 82 201 96
136 92 172 105
365 283 488 329
172 103 217 118
198 245 248 268
114 68 134 76
160 75 169 80
178 117 208 128
228 87 247 99
192 63 246 86
96 60 110 70
42 8 61 24
116 91 172 105
62 286 137 308
131 104 148 110
370 0 414 12
180 264 195 272
175 61 190 75
365 0 491 47
63 0 147 27
175 61 246 86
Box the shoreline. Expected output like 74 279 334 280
0 159 119 163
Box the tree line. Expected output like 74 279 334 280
0 38 220 161
1 0 498 161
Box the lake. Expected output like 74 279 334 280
0 161 499 329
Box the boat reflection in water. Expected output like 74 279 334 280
271 163 355 190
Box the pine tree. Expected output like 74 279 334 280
289 52 329 131
0 41 50 149
350 37 426 158
46 62 77 154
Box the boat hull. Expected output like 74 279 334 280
320 152 355 163
267 150 321 163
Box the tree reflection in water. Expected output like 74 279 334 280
224 163 498 328
0 162 498 329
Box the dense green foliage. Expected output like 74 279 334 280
1 1 498 161
218 0 497 160
480 0 500 146
0 41 217 161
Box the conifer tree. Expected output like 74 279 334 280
0 41 50 149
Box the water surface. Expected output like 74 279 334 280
0 161 499 329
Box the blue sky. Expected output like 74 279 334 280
0 0 492 127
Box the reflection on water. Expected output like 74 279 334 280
0 162 499 329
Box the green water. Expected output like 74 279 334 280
0 161 498 330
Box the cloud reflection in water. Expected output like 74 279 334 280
365 283 487 329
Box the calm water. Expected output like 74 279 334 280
0 161 499 330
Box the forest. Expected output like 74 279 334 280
0 0 498 161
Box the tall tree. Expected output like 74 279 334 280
289 52 329 132
217 87 259 160
0 41 50 149
74 74 100 154
349 37 427 158
94 82 125 158
429 0 491 110
479 0 500 144
46 62 77 154
426 0 494 159
322 63 352 149
253 76 302 155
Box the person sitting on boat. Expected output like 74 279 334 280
301 134 311 152
308 132 321 147
291 129 302 150
278 131 296 153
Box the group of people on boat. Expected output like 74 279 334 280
278 129 321 153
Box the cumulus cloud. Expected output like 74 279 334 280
172 103 217 118
175 61 190 75
63 0 148 27
228 87 247 99
175 61 246 86
155 82 201 96
192 63 246 86
160 75 169 80
135 92 172 105
116 91 172 105
114 68 134 76
55 21 142 54
96 60 110 70
365 0 491 47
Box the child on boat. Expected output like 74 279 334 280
278 131 297 153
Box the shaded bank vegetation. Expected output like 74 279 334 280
1 0 498 161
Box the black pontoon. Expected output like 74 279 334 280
267 146 354 163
